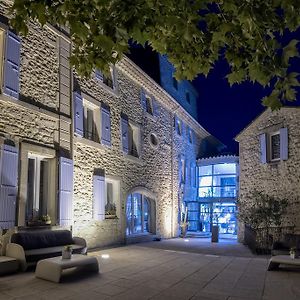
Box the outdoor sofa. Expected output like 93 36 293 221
6 230 87 271
271 233 300 256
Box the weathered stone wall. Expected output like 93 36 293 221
0 0 60 145
237 108 300 241
73 67 203 247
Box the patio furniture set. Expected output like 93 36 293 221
0 230 99 282
268 233 300 271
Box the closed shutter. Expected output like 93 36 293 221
74 92 84 136
178 156 182 184
191 163 195 187
95 69 103 81
152 96 159 117
140 88 147 111
0 145 18 229
59 157 74 226
121 114 129 153
93 175 105 221
3 31 21 99
101 105 111 146
280 127 288 160
259 133 267 164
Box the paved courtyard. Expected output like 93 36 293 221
1 240 300 300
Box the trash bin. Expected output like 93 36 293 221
211 225 219 243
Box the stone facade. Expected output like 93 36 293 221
0 0 215 248
236 107 300 242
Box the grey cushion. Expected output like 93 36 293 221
25 244 85 262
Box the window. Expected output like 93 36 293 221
26 154 55 223
145 95 154 115
175 117 182 136
149 133 159 148
260 128 288 163
126 193 152 235
186 92 191 104
270 132 280 161
83 99 100 143
95 67 115 89
173 77 178 90
198 163 237 198
128 122 141 158
105 178 120 219
188 127 193 143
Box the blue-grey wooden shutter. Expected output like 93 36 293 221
74 92 84 137
121 114 129 153
0 144 18 229
101 105 111 146
152 96 159 117
174 115 179 133
191 162 195 187
141 88 147 111
3 31 21 99
280 127 288 160
95 69 103 81
93 175 105 221
259 133 267 163
178 156 182 184
59 157 74 226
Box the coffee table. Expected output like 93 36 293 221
35 254 99 282
268 255 300 271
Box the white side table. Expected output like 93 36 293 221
0 256 19 275
35 254 99 282
268 255 300 270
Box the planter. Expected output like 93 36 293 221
62 250 72 259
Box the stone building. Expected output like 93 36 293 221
0 1 221 248
235 107 300 242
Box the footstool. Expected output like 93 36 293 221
0 256 19 275
268 255 300 271
35 254 99 282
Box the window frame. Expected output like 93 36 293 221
269 131 280 162
82 98 100 143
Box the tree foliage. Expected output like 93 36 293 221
9 0 300 109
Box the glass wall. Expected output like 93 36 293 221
198 163 237 199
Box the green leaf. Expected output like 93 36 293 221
282 39 299 66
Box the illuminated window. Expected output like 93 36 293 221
83 99 100 143
128 121 141 158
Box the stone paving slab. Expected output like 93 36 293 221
0 242 300 300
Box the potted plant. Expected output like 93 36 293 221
41 214 51 225
105 203 117 219
180 205 189 238
62 245 72 259
290 247 297 259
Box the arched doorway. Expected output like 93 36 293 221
126 193 156 236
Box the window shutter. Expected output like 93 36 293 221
101 105 111 146
259 133 267 163
95 69 103 81
0 144 18 229
121 114 129 153
140 88 147 111
191 163 195 187
152 96 159 117
3 31 21 99
93 175 105 221
178 156 182 183
280 127 288 160
174 115 179 132
59 157 74 226
73 92 84 137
